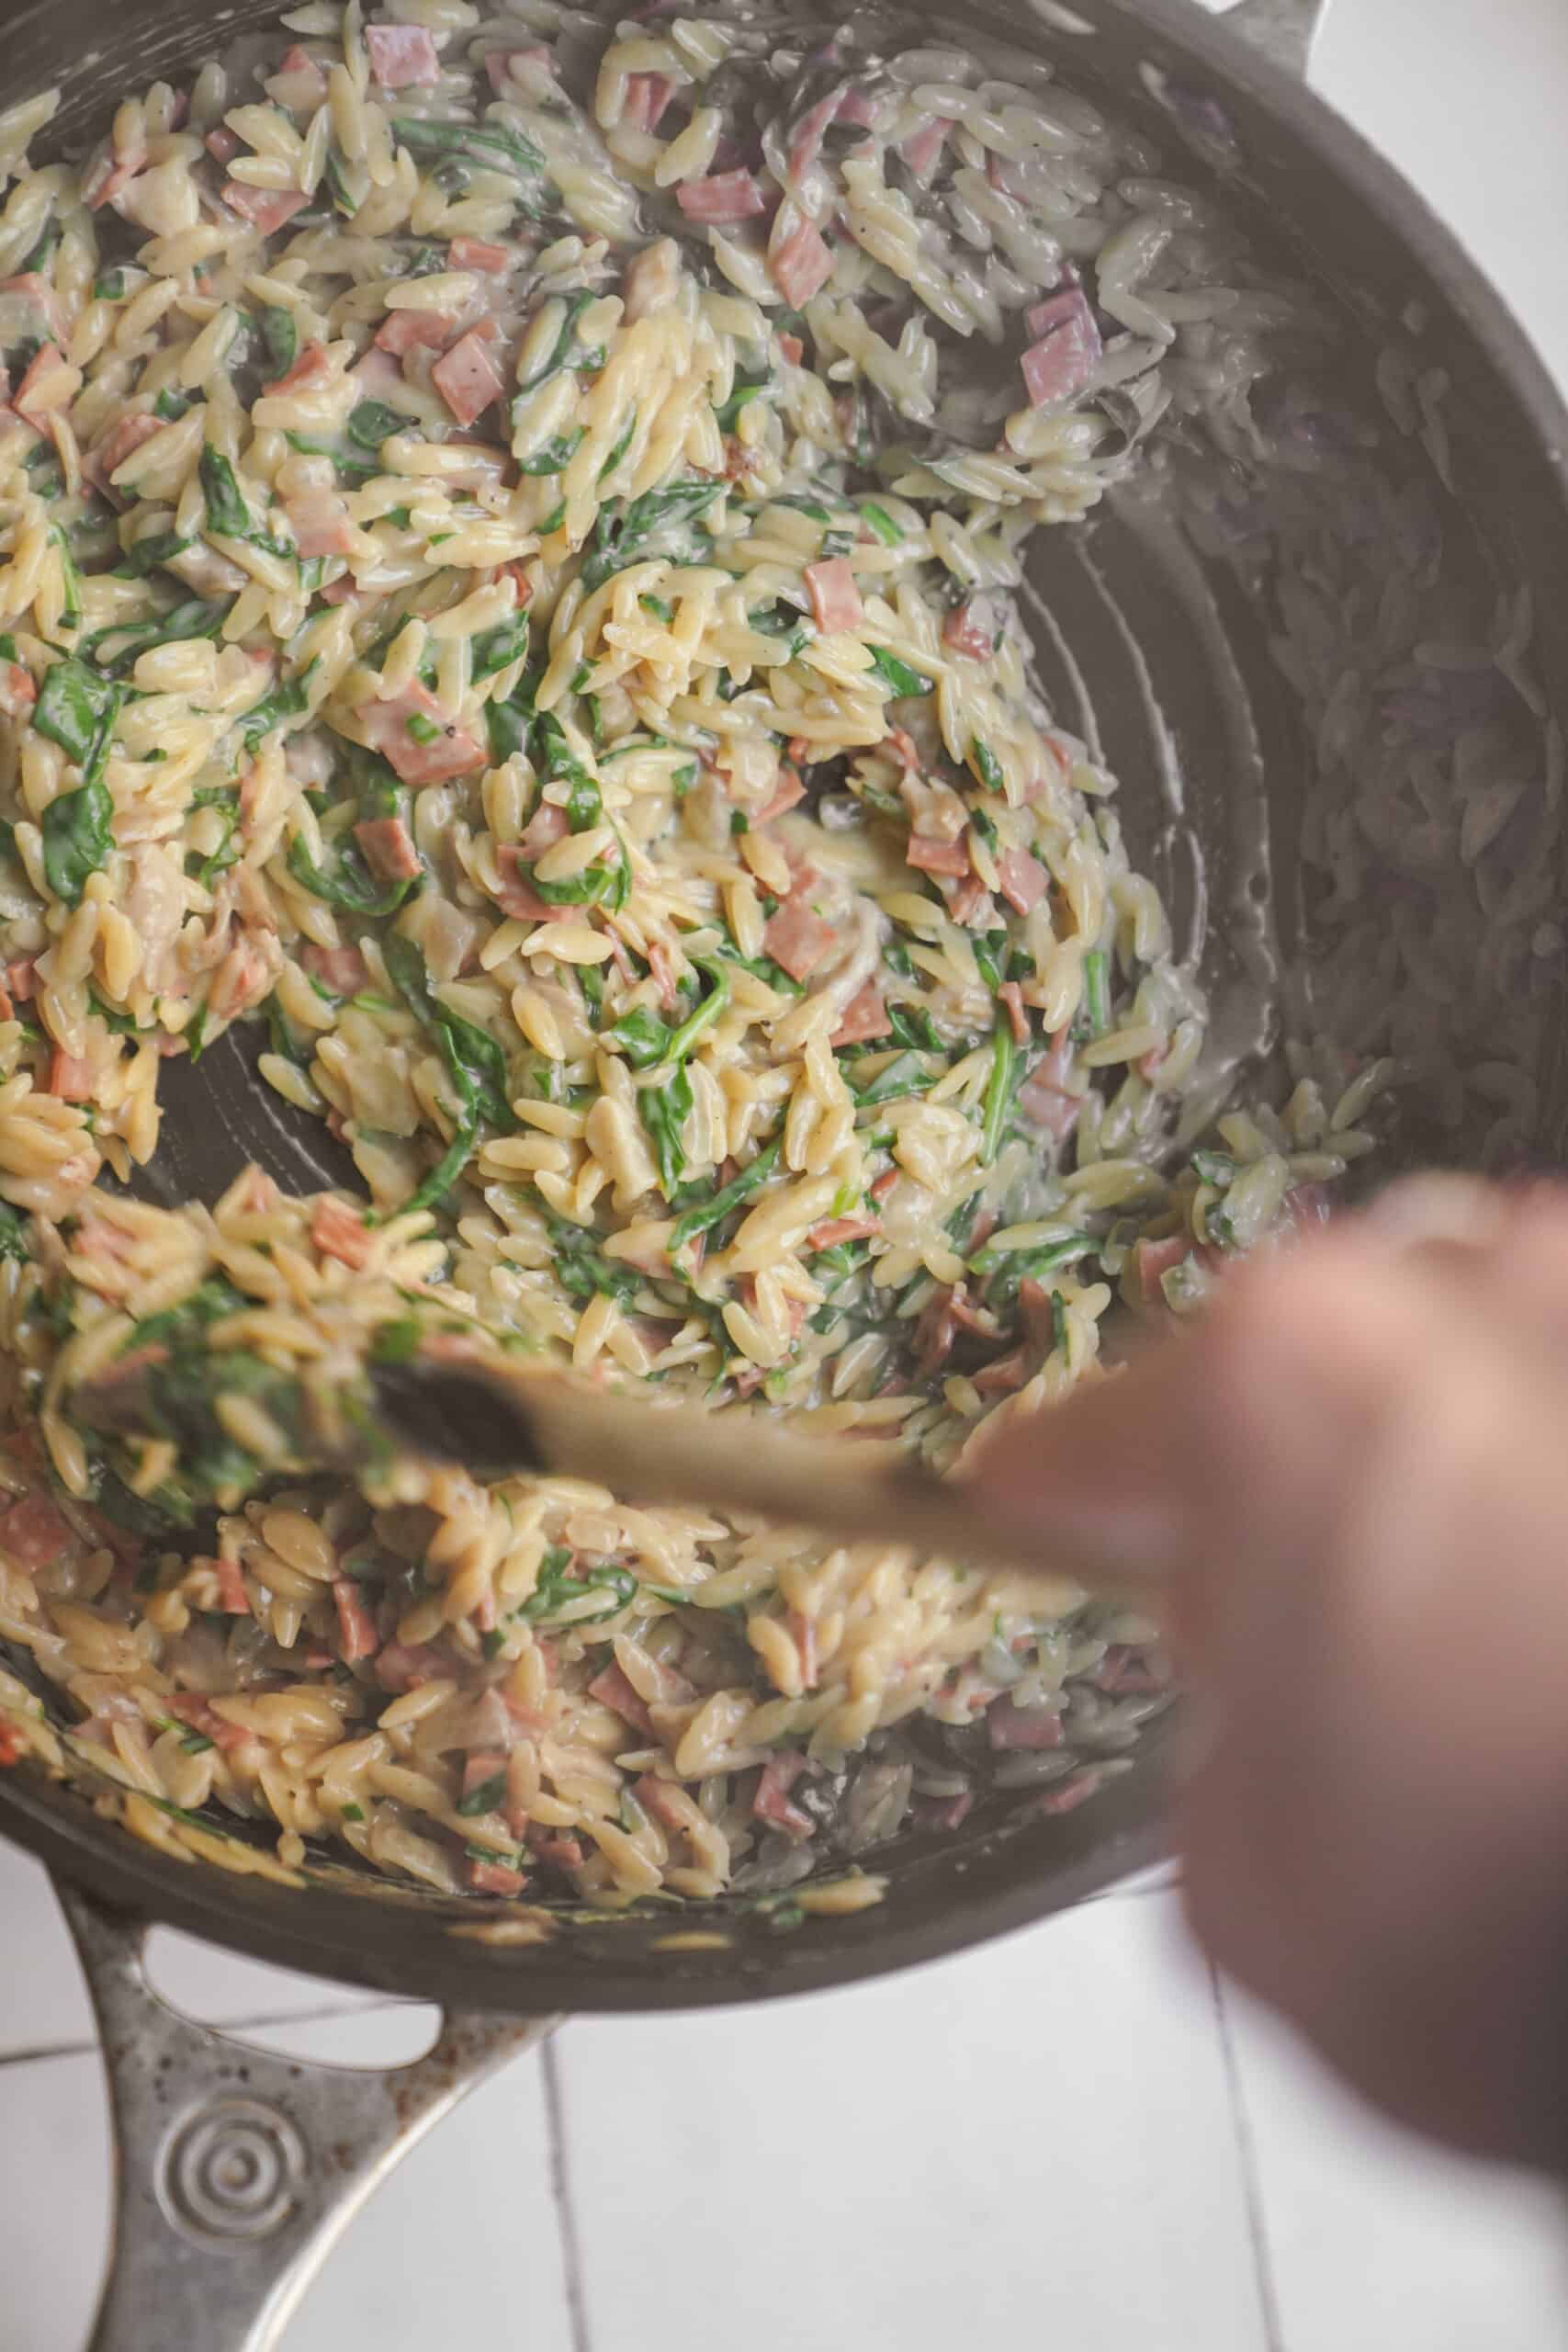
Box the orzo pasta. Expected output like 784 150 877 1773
0 0 1391 1909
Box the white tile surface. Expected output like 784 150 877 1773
1313 0 1568 394
0 2030 569 2352
557 1895 1269 2352
1223 1986 1568 2352
0 1841 384 2058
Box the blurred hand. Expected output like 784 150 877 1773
981 1178 1568 2170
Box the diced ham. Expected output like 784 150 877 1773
786 90 840 179
166 1695 251 1753
919 1790 975 1831
900 114 952 180
778 331 804 366
529 1832 583 1871
838 88 879 129
1020 286 1103 411
47 1049 95 1101
271 44 330 105
449 236 511 274
831 982 891 1047
588 1660 656 1737
0 1491 73 1569
752 1749 813 1838
1133 1232 1190 1306
2 274 62 341
493 848 569 922
0 662 35 718
754 770 805 828
807 1213 879 1250
300 941 367 996
366 22 441 88
1092 1645 1168 1697
84 145 146 211
7 958 35 1001
468 1856 526 1895
375 1640 446 1692
1038 1768 1105 1816
998 848 1047 915
205 126 240 164
461 1751 506 1807
1019 1029 1079 1140
676 169 768 224
633 1774 689 1831
285 486 355 559
221 183 310 235
971 1347 1032 1395
88 411 163 495
998 980 1030 1046
647 937 681 1016
515 801 570 861
266 339 332 395
214 1555 251 1615
804 555 862 634
431 329 505 428
374 309 454 358
0 1723 23 1767
906 831 970 878
16 345 81 422
622 72 674 133
942 600 994 661
769 209 834 306
358 684 486 785
311 1195 374 1269
762 898 835 982
353 814 421 883
987 1693 1065 1752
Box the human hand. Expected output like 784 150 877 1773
981 1179 1568 2169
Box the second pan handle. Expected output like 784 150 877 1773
56 1879 557 2352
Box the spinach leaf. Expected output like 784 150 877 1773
514 291 602 395
853 1050 932 1108
85 599 229 680
639 1062 693 1193
382 933 514 1130
51 526 83 629
714 369 769 435
199 446 254 538
581 478 723 593
118 529 193 581
240 661 316 750
186 786 241 890
391 115 546 186
548 1218 643 1306
861 502 903 547
979 1018 1018 1165
1081 947 1110 1037
519 1554 636 1626
286 831 414 918
607 1005 672 1069
968 736 1005 793
471 613 530 681
517 429 582 478
0 1201 28 1263
259 304 298 380
402 1035 479 1215
867 646 931 698
669 1134 782 1250
347 399 404 451
33 658 119 769
969 1232 1096 1309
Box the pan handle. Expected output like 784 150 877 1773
1217 0 1331 78
55 1880 556 2352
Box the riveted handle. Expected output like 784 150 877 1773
1220 0 1332 79
56 1880 557 2352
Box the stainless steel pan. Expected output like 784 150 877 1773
3 0 1565 2341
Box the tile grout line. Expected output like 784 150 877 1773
1209 1962 1288 2352
542 2035 594 2352
0 1992 410 2072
